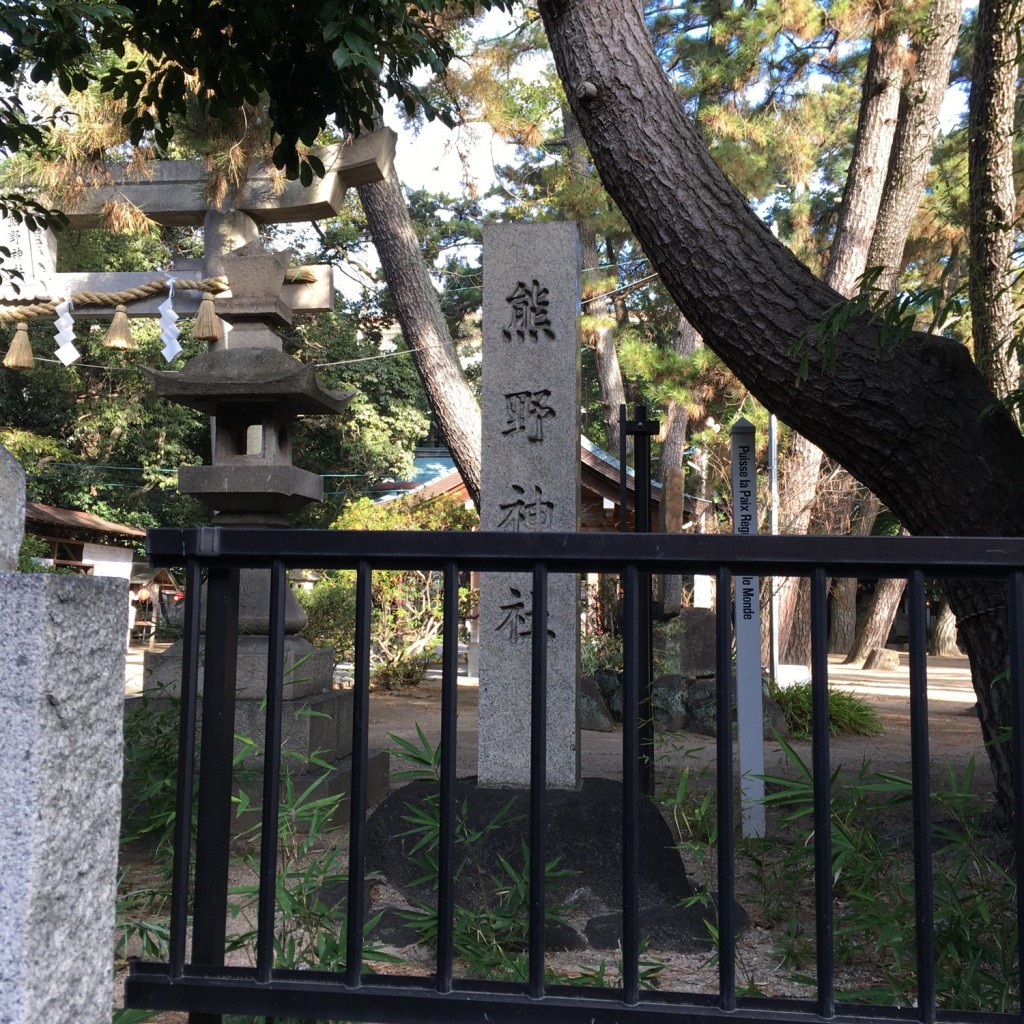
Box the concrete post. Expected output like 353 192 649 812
0 573 126 1024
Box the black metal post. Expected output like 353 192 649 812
168 558 203 980
345 562 373 986
255 560 287 983
621 404 660 797
436 562 460 993
189 565 240 1024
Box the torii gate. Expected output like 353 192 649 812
0 130 396 349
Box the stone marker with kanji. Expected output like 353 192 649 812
478 222 582 790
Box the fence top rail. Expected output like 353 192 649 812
146 527 1024 579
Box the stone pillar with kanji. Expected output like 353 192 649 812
477 222 582 789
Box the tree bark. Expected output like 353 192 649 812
829 489 881 653
537 0 1024 820
776 15 908 660
591 322 627 454
357 164 482 506
865 0 963 296
658 314 700 485
929 597 960 656
775 432 822 656
824 18 905 296
566 104 629 455
845 529 910 664
968 0 1020 402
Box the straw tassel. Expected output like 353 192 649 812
104 304 135 349
3 322 34 370
193 292 224 342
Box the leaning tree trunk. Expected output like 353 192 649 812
775 433 822 656
845 529 911 664
565 104 630 455
929 598 960 656
824 13 906 297
537 0 1024 822
357 164 482 506
776 16 907 660
968 0 1020 404
865 0 963 296
829 489 881 652
845 576 907 665
783 0 958 663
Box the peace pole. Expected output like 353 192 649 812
730 417 765 837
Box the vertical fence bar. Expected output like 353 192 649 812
634 411 655 798
190 565 240 1024
810 567 835 1019
436 561 460 994
618 405 628 533
1007 570 1024 1013
622 564 642 1005
345 561 372 987
255 560 288 982
907 570 935 1022
715 566 736 1011
168 558 203 979
529 563 549 999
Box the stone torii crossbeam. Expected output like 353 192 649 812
0 130 397 326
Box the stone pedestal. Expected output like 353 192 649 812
0 445 25 571
478 222 582 789
134 650 389 830
0 574 125 1024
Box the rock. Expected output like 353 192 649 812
653 607 717 678
581 676 616 732
685 678 720 737
652 674 690 732
545 918 587 951
762 695 788 739
363 777 720 952
584 897 746 954
593 668 623 719
864 647 901 671
368 906 424 948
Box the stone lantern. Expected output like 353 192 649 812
139 240 385 817
146 241 352 528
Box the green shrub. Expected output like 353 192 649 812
768 679 883 739
580 630 623 675
298 495 477 688
298 575 357 660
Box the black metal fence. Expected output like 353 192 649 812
127 527 1024 1024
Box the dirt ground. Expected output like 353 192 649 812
368 651 987 799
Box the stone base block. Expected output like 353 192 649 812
126 687 355 768
143 634 333 701
234 749 391 833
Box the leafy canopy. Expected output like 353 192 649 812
92 0 513 181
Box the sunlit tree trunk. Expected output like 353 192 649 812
775 13 909 659
829 489 881 653
929 597 960 656
845 533 909 665
565 105 629 456
358 165 482 506
968 0 1020 404
780 0 959 664
866 0 963 296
